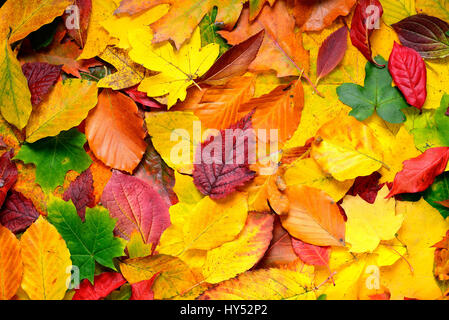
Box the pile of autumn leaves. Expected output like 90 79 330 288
1 0 449 301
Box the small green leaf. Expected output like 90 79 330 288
14 129 92 192
47 197 126 283
199 7 230 56
337 56 408 123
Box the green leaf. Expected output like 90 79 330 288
337 56 408 123
435 93 449 146
14 129 92 192
47 197 126 283
423 172 449 218
199 7 230 56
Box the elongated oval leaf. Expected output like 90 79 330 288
317 26 348 83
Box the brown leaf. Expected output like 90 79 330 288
85 89 147 173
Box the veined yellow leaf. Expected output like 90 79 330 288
0 224 22 300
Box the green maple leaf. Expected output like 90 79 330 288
337 56 408 123
199 7 230 56
14 129 92 192
47 197 126 283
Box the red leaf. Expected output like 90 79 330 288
386 147 449 198
0 150 17 208
316 26 348 83
0 191 39 234
72 272 126 300
63 168 95 220
134 139 178 207
200 30 265 85
21 62 62 105
124 85 164 109
370 293 390 300
129 273 159 300
101 171 170 245
347 171 383 204
291 238 330 266
388 42 427 110
193 111 256 199
350 0 384 66
63 0 92 48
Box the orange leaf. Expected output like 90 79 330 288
436 200 449 209
85 89 147 173
220 1 310 77
291 0 357 32
281 185 345 247
0 224 22 300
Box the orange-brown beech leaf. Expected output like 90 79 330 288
176 77 255 130
63 0 92 48
257 216 298 268
0 224 22 300
281 185 345 247
290 0 357 31
237 80 304 144
85 89 147 173
316 26 348 84
19 26 101 78
200 31 265 86
291 238 330 266
219 2 310 77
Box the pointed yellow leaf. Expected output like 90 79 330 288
20 216 72 300
129 26 219 108
127 231 153 259
311 116 385 181
0 224 22 300
380 0 415 25
172 171 203 205
202 212 274 283
341 186 403 253
26 79 98 143
416 0 449 22
0 40 32 129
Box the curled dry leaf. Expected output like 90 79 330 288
85 89 147 173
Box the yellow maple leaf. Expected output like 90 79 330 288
341 185 404 253
129 26 219 108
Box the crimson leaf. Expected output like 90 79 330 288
22 62 62 105
72 272 126 300
63 168 95 220
0 149 17 207
0 190 39 234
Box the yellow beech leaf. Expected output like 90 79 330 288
341 186 404 253
146 111 202 172
284 157 354 202
281 185 346 247
26 79 98 143
78 0 119 60
0 0 72 44
120 254 199 300
172 171 203 205
200 268 316 300
0 39 32 130
182 193 248 251
380 199 449 300
129 26 219 108
416 0 449 22
0 224 22 300
380 0 415 25
127 231 153 259
97 47 151 90
311 116 385 181
202 212 274 284
101 4 169 50
20 216 72 300
374 241 407 267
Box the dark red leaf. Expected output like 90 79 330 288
386 147 449 198
291 238 330 266
388 42 427 109
101 171 171 245
134 139 178 207
0 191 39 234
22 62 62 105
72 272 126 300
347 171 383 204
200 30 265 85
350 0 384 67
317 26 348 83
129 273 159 300
392 15 449 59
193 111 256 199
64 0 92 48
0 150 17 208
124 85 164 109
63 168 95 220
